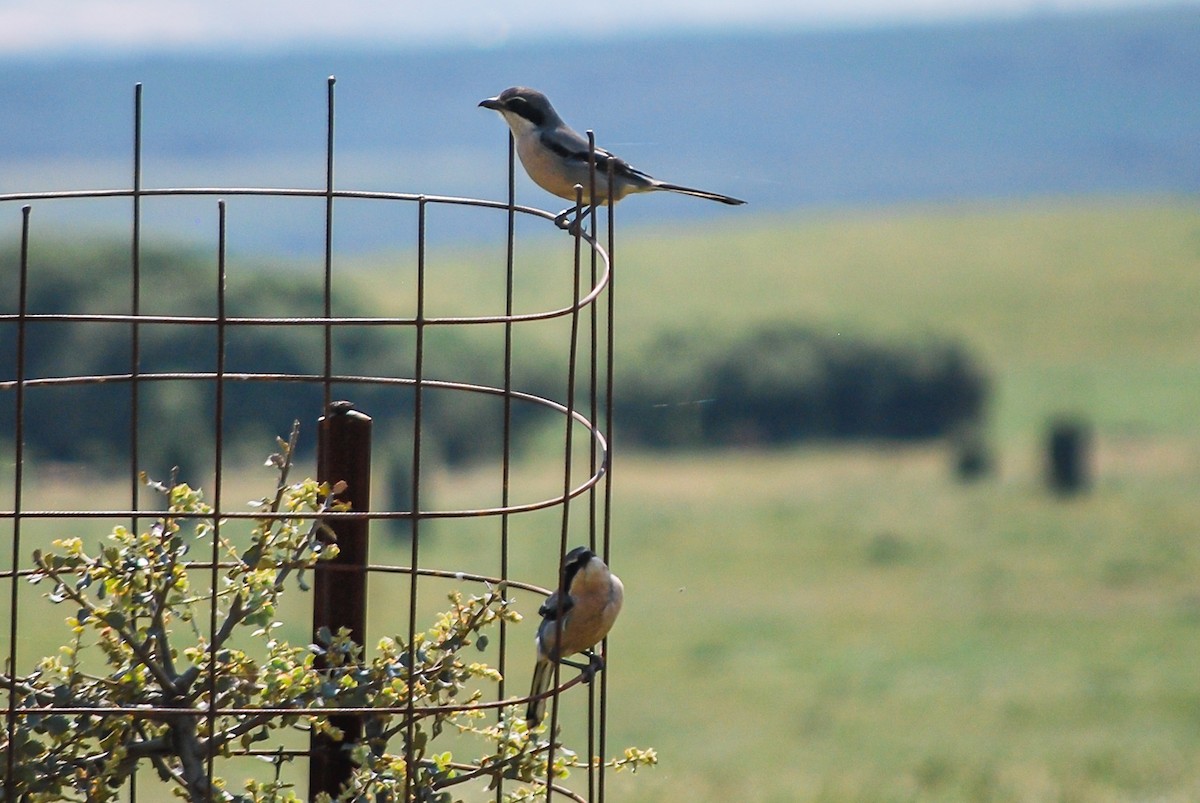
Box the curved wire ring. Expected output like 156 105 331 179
0 186 611 326
0 370 608 521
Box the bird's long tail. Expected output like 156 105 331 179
654 182 746 205
526 658 553 728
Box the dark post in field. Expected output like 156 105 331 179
1046 416 1091 495
309 401 372 799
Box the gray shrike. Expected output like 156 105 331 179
480 86 745 229
526 546 624 728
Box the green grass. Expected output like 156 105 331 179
589 445 1200 801
6 195 1200 800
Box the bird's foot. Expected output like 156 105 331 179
553 206 594 235
583 651 605 683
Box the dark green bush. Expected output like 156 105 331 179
618 323 988 448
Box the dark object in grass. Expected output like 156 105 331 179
1046 416 1091 495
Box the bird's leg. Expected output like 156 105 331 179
558 650 605 683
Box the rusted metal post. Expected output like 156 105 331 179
309 400 372 799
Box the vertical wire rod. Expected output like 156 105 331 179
127 76 144 803
4 204 32 802
403 196 429 803
205 199 229 795
129 82 143 521
597 158 618 803
500 130 518 693
323 76 337 414
546 181 587 802
586 131 600 547
495 131 518 803
584 130 599 803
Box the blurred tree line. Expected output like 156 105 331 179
620 326 987 448
0 242 988 476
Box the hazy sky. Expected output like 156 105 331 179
0 0 1193 54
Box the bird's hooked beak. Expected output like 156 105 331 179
478 97 504 111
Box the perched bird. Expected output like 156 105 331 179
526 546 624 727
480 86 745 229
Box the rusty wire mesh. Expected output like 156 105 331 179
2 78 619 801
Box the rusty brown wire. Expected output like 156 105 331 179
1 77 618 802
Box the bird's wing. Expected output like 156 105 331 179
540 129 656 187
596 148 655 182
581 147 656 186
538 589 575 620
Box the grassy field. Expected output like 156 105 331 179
5 195 1200 800
594 444 1200 801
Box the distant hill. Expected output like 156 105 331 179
0 6 1197 253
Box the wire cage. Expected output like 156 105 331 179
2 79 620 801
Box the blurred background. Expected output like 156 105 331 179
2 0 1200 800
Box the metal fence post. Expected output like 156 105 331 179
310 400 372 799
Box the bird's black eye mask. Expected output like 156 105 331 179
506 97 545 126
558 547 593 593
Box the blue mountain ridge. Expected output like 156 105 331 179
0 5 1196 252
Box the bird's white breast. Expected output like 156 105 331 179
514 133 589 203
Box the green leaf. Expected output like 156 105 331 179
43 714 71 736
241 542 264 567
